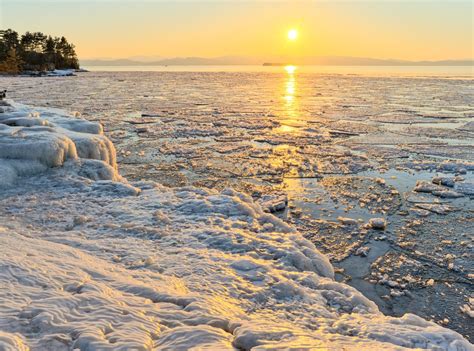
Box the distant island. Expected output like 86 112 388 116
0 29 79 75
81 55 474 67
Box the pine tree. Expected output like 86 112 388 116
43 36 56 70
0 29 19 61
0 48 22 74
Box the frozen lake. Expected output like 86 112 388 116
82 65 474 77
2 67 473 340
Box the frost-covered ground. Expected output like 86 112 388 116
1 69 473 348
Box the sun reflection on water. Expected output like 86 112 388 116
285 65 297 75
273 65 300 135
283 65 297 112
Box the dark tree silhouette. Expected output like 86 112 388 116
0 29 79 74
0 48 22 74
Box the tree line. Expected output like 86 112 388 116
0 29 79 74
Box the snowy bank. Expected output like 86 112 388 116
0 100 472 350
19 69 78 77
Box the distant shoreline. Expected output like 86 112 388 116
80 57 474 67
261 62 474 67
81 62 474 67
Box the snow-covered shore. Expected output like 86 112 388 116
18 69 79 77
0 100 472 350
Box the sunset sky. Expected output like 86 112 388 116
1 0 472 61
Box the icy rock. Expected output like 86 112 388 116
432 190 464 199
387 280 399 288
369 218 387 230
91 181 141 196
406 193 441 204
73 215 89 226
413 181 444 193
143 257 155 266
426 279 435 287
432 176 455 188
355 246 371 257
414 203 456 215
438 161 474 173
69 159 122 182
0 116 50 127
54 118 103 135
257 194 288 213
409 208 431 217
337 217 358 226
0 125 78 168
390 289 404 297
460 298 474 318
136 127 150 133
0 101 118 187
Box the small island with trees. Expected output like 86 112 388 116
0 29 80 75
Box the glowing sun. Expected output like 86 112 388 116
288 29 298 41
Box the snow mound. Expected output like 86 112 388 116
0 101 472 350
0 100 117 187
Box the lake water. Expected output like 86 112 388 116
82 65 474 77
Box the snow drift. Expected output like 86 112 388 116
0 100 472 350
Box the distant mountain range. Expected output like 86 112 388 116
80 56 474 67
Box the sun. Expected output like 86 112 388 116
288 29 298 41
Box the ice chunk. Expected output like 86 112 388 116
257 193 288 213
338 217 359 226
432 176 455 188
356 246 371 257
432 190 464 198
369 218 387 230
414 203 457 215
414 180 444 193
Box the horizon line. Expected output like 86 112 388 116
79 55 474 62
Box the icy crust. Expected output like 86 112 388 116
0 100 117 187
1 183 471 350
0 103 472 350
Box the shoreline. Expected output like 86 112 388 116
0 68 88 78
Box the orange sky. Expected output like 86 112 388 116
2 1 473 60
